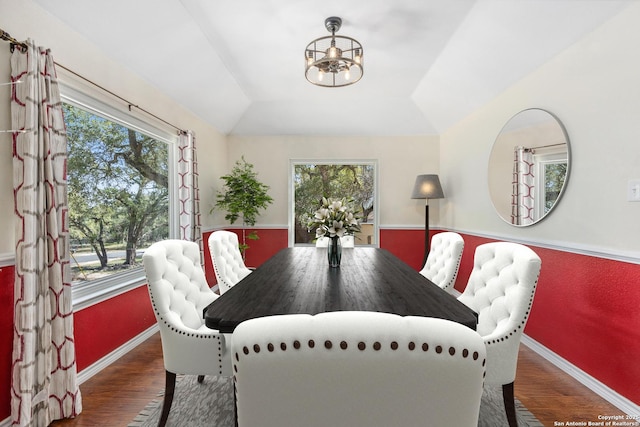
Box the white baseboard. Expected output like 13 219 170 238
520 335 640 416
78 324 159 384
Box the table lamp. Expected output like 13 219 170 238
411 174 445 266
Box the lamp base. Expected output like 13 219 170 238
422 204 430 267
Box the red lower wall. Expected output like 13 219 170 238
453 233 640 405
1 227 639 421
73 285 157 372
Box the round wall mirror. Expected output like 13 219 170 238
488 108 570 226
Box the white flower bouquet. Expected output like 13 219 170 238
307 197 361 239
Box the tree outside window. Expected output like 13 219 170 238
293 162 376 245
64 103 169 283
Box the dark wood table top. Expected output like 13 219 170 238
204 247 477 333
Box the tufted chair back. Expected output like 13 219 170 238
341 235 355 248
316 236 354 248
143 239 232 427
208 230 252 294
419 232 464 293
457 242 541 427
143 239 231 375
232 311 486 427
315 236 329 247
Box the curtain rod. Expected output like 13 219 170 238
0 29 28 52
523 142 566 152
53 62 186 134
532 142 566 150
2 28 185 134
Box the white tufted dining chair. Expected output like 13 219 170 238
341 235 355 248
143 239 232 427
419 232 464 293
232 311 487 427
316 236 354 247
208 230 252 294
458 242 541 427
315 236 329 247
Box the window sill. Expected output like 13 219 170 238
71 268 147 312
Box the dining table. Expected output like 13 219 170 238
203 247 477 333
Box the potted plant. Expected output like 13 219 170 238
211 156 273 257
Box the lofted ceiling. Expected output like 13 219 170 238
33 0 632 136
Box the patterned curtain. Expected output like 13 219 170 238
177 131 203 253
10 41 82 425
511 146 535 225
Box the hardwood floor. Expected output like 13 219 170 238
50 332 627 427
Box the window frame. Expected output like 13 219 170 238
288 159 379 248
533 150 568 221
60 82 179 311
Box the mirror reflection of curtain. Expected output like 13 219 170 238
511 146 535 225
10 40 82 425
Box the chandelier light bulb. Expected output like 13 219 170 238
318 70 324 81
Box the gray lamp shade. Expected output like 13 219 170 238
411 174 445 199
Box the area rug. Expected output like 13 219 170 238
129 375 543 426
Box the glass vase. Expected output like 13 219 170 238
327 236 342 268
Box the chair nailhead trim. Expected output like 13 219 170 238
237 340 483 359
233 339 487 376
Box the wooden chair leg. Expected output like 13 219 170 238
158 370 176 427
234 379 238 427
197 375 205 383
502 382 518 427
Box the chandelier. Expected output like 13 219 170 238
305 17 363 87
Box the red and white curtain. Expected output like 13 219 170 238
511 146 535 225
177 131 203 251
10 41 82 425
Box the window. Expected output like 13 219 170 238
534 151 568 219
61 85 177 309
290 161 377 246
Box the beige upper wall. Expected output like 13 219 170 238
221 135 440 228
440 2 640 257
0 0 227 254
3 0 639 258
